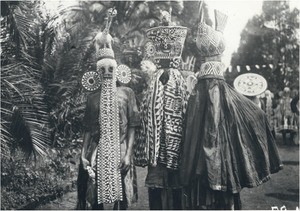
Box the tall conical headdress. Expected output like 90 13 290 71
195 4 228 79
196 8 228 57
144 11 187 69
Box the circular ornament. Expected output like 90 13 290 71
81 71 101 91
116 64 131 84
144 42 156 57
234 73 267 96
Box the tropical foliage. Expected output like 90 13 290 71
1 147 79 209
1 1 77 209
1 1 55 157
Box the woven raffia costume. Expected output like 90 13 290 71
179 7 283 210
77 9 139 210
134 12 189 210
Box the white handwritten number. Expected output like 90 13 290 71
271 205 291 210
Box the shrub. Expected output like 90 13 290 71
1 145 81 210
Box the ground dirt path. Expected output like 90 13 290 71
37 135 299 210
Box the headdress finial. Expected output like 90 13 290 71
214 10 228 33
104 8 117 35
95 8 117 60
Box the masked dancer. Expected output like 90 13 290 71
180 3 283 209
134 10 189 210
77 8 139 210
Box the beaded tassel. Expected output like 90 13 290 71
97 73 123 204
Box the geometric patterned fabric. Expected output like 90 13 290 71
196 22 226 57
135 69 188 170
196 10 228 57
196 61 226 79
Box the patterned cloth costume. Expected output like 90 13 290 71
179 6 283 210
134 11 188 210
136 68 188 169
77 8 139 209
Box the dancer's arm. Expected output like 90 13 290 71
81 95 93 170
81 131 91 170
120 127 135 174
120 88 139 174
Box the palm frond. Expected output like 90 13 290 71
1 63 51 157
9 3 36 50
0 122 11 156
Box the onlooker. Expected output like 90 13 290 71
276 87 297 145
261 90 276 138
290 89 299 145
